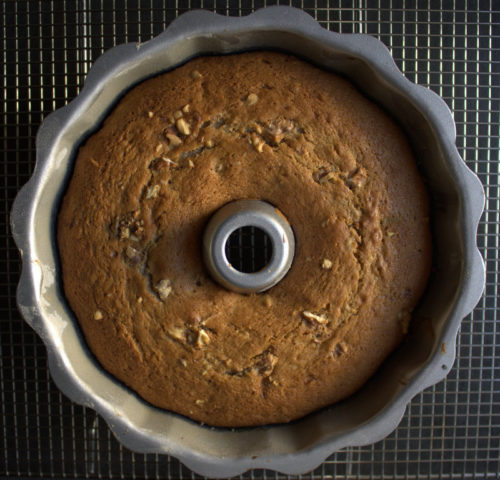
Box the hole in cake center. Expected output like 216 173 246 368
225 226 273 273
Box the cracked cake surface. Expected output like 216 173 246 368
57 51 432 427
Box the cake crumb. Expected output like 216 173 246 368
94 310 103 320
155 143 163 153
180 358 187 367
176 118 191 135
182 104 190 113
90 158 99 167
246 93 259 105
322 258 333 270
137 297 143 304
205 139 214 148
302 311 328 324
188 159 195 168
173 110 183 120
147 111 154 118
191 70 202 79
195 399 205 405
155 279 172 301
387 231 396 237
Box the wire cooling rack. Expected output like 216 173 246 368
1 1 499 478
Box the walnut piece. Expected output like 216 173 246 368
252 135 264 153
167 325 184 340
165 132 182 147
348 167 367 188
246 93 259 105
302 310 329 324
253 350 278 376
161 156 177 166
117 211 143 240
94 310 103 320
322 258 333 270
196 328 211 348
119 227 130 239
176 118 191 136
146 184 160 199
155 279 172 301
319 171 336 184
125 246 142 264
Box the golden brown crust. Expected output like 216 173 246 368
57 52 431 427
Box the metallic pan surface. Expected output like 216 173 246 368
11 7 485 477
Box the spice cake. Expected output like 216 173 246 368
57 52 432 427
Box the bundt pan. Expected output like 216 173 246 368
11 6 484 477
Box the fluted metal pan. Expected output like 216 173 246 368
11 6 485 477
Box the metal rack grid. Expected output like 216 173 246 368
226 227 273 273
1 0 498 478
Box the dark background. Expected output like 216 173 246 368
1 1 499 478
